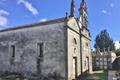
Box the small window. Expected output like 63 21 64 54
84 61 86 67
73 38 77 45
38 43 44 58
86 43 88 47
96 60 99 62
11 45 15 58
10 45 15 64
74 48 76 54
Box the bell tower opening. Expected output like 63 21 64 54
79 0 88 28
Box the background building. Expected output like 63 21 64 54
92 49 116 70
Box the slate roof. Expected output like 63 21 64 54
0 17 66 33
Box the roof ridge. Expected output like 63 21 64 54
0 17 66 32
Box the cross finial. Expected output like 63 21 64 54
79 0 87 15
80 0 86 9
82 0 85 3
65 12 69 19
70 0 75 17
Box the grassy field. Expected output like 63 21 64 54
86 70 108 80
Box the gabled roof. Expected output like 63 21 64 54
0 17 66 32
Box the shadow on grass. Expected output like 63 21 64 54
85 71 108 80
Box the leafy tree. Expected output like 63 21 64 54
115 49 120 56
94 29 115 52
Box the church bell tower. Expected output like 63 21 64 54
79 0 88 28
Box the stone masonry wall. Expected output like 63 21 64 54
0 23 66 79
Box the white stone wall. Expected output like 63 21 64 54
81 36 92 73
66 17 92 79
67 28 81 80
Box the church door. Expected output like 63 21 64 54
73 57 77 79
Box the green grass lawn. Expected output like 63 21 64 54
86 70 108 80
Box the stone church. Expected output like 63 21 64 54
0 0 92 80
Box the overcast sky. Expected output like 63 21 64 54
0 0 120 48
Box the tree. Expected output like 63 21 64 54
115 49 120 56
94 29 115 52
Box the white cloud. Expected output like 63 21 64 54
101 10 107 14
0 10 9 15
0 16 8 26
16 0 38 15
0 10 9 26
110 3 114 8
114 41 120 50
40 18 47 22
101 10 112 15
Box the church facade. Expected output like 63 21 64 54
0 0 92 80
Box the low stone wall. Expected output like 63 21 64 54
108 70 120 80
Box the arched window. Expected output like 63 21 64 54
86 43 89 47
74 48 76 54
73 38 77 45
73 38 77 54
